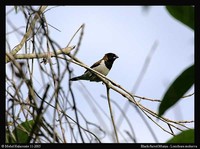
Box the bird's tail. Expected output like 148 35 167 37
70 73 90 81
70 75 86 81
70 76 80 81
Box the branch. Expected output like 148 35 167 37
106 84 119 143
6 6 48 63
6 46 76 63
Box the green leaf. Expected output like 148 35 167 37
167 129 194 143
166 6 194 30
12 120 35 143
158 64 194 117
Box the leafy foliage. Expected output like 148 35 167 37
158 65 194 116
159 6 194 143
6 120 35 143
166 6 194 30
167 129 194 143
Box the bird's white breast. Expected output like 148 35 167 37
93 60 109 76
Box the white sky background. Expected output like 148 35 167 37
6 6 194 143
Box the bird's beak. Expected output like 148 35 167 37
115 55 119 59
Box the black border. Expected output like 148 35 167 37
3 1 198 147
1 3 6 146
194 4 199 145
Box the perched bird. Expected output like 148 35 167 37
70 53 119 82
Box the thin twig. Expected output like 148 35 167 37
106 84 119 143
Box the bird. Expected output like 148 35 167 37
70 53 119 82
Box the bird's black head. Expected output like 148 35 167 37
105 53 119 62
104 53 119 69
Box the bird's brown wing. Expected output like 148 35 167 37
84 59 102 73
